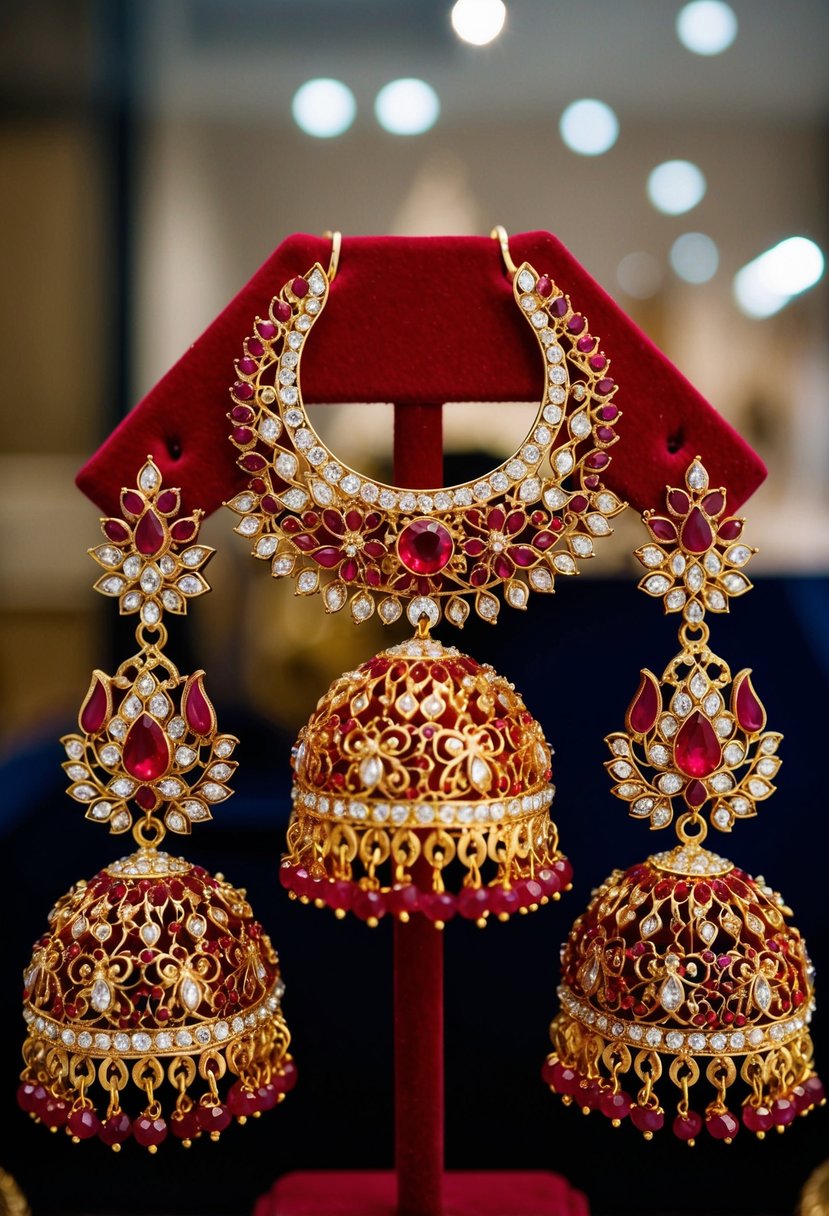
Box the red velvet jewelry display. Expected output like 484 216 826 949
75 232 765 1216
77 232 764 515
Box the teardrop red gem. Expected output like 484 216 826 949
681 507 713 554
702 491 726 516
674 711 722 778
123 714 171 781
685 778 708 807
135 510 165 556
668 490 689 514
103 519 130 544
733 673 766 732
80 674 109 733
183 675 214 735
718 519 743 541
648 517 676 541
170 519 197 542
628 672 660 735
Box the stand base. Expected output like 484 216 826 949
254 1171 589 1216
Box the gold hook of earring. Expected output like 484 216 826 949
491 224 518 277
322 230 342 282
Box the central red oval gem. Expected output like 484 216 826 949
123 714 171 781
674 710 722 778
397 518 454 575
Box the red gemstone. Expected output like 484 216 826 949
458 886 490 920
733 672 766 732
251 1083 279 1112
122 491 144 516
273 1060 298 1093
536 868 562 898
706 1109 739 1141
133 1115 168 1147
548 1063 581 1096
627 670 661 735
197 1103 232 1134
489 887 521 918
596 377 615 395
292 277 309 298
550 296 567 316
103 519 130 544
135 785 158 810
599 405 618 422
326 880 355 913
123 714 171 781
237 357 257 376
40 1097 70 1128
741 1103 773 1134
274 300 292 322
586 451 609 469
596 426 615 443
135 510 165 556
631 1105 664 1135
674 710 722 778
352 889 387 922
233 381 254 400
156 490 179 514
170 1108 200 1140
257 320 277 340
588 355 606 370
673 1111 702 1141
649 516 676 541
228 1082 257 1117
248 338 264 356
80 672 110 733
386 883 420 917
718 518 743 540
681 507 713 554
68 1107 101 1140
397 519 454 575
536 275 552 297
668 489 689 514
232 426 253 445
703 491 726 516
170 519 197 541
99 1111 132 1146
771 1098 797 1126
420 891 457 924
599 1090 632 1121
567 314 585 333
17 1081 46 1113
182 673 215 735
685 778 708 807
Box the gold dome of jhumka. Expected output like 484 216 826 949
281 627 572 927
543 460 823 1142
18 460 295 1151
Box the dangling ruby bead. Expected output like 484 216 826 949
706 1109 739 1141
135 510 165 557
98 1111 132 1146
457 886 490 920
182 674 215 735
133 1114 168 1148
397 519 454 575
628 671 660 734
681 507 713 554
123 714 172 781
673 1111 702 1141
733 672 766 732
631 1105 664 1135
742 1104 774 1135
68 1107 101 1140
169 1108 200 1140
674 710 722 777
273 1060 298 1093
80 673 109 733
197 1103 232 1134
599 1090 632 1121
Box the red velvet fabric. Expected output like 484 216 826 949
254 1171 590 1216
76 232 765 516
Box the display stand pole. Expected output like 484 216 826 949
392 402 445 1216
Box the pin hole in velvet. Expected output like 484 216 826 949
666 428 685 454
166 437 183 460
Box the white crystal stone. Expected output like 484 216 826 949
640 545 663 568
754 975 772 1012
659 772 683 794
612 761 633 779
571 535 593 557
686 461 708 490
175 1029 194 1048
202 782 229 802
685 565 703 592
660 714 677 737
157 778 184 797
281 489 309 511
688 1032 707 1051
91 978 112 1012
550 367 566 385
632 797 654 816
554 450 574 476
359 755 384 788
168 716 186 739
710 1033 727 1052
570 412 591 439
690 672 708 699
641 914 660 937
665 1031 684 1050
704 551 722 575
407 596 439 628
140 923 160 947
181 977 201 1011
517 269 535 292
659 975 684 1013
648 744 669 766
685 601 704 623
131 1031 152 1052
645 574 670 595
259 417 281 443
672 693 692 718
730 1031 745 1050
652 807 671 827
748 778 769 797
724 572 749 594
757 758 777 777
713 807 731 828
276 452 298 479
645 1027 663 1047
453 487 473 507
666 589 686 611
723 743 744 766
714 716 733 737
699 921 717 944
529 567 553 592
727 544 751 566
553 553 575 574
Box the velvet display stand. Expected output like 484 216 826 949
77 232 766 1216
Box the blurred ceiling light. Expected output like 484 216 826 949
676 1 738 55
647 160 706 215
733 237 825 318
375 79 440 135
451 0 507 46
292 78 356 138
670 232 719 283
616 251 662 299
559 99 619 156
